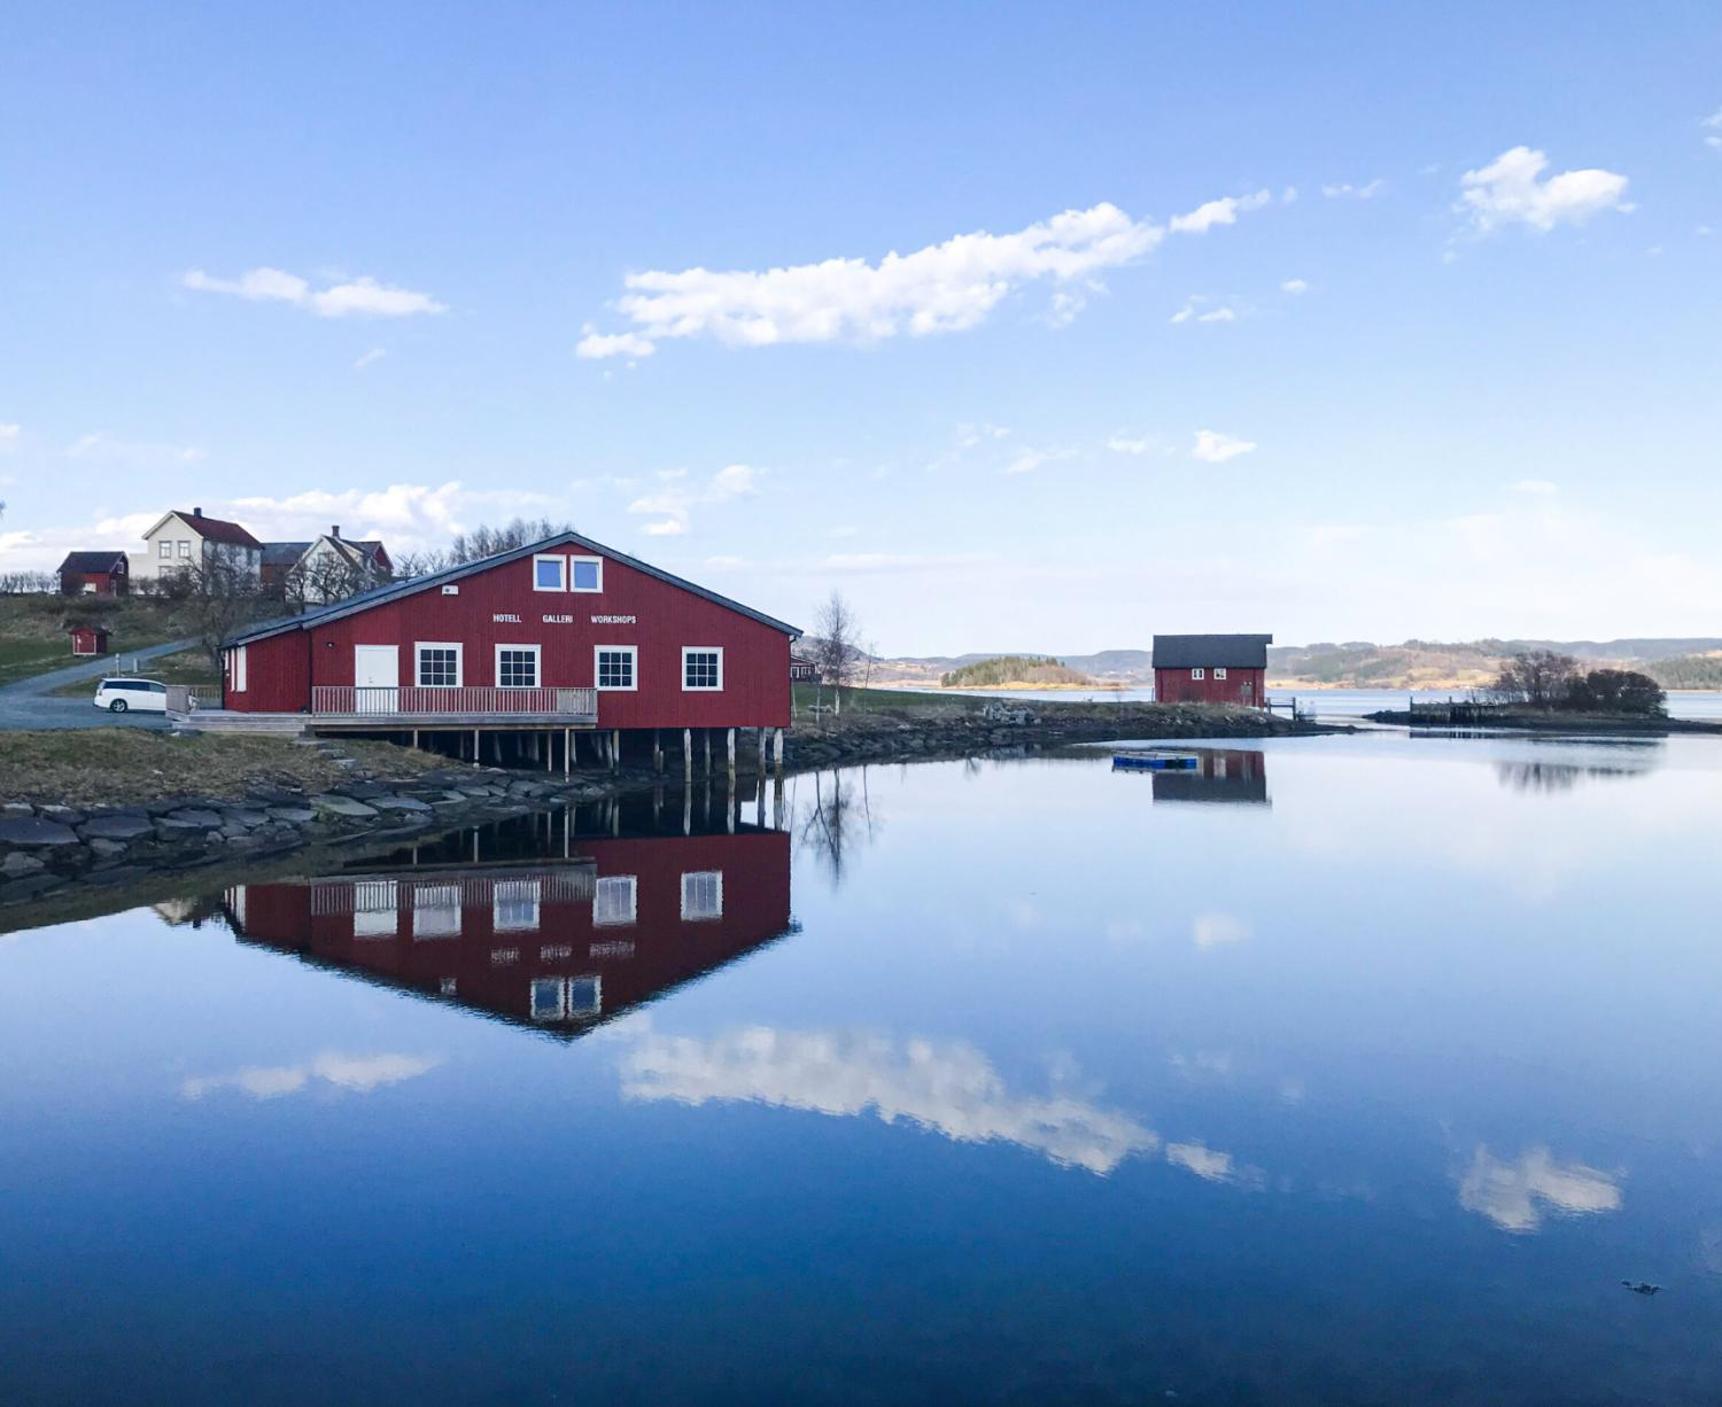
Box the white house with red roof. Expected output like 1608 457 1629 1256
134 507 264 584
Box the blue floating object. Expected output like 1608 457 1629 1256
1112 751 1200 771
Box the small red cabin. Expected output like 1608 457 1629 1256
220 531 801 754
69 625 111 656
58 551 129 597
1152 634 1272 706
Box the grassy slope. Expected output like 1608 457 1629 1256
0 730 443 806
49 646 220 697
0 595 192 684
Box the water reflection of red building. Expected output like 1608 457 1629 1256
223 827 792 1037
1150 748 1270 806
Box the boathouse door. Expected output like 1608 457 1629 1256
354 645 398 713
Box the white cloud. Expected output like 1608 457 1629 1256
353 347 386 371
183 266 446 318
1458 1144 1622 1232
1703 108 1722 151
1171 297 1240 325
619 1024 1158 1175
1456 146 1631 234
1105 434 1156 456
1321 179 1385 200
1281 277 1309 294
180 1051 441 1100
627 461 761 534
1167 188 1272 234
578 192 1276 357
0 422 18 451
576 328 657 360
1191 429 1257 464
1002 446 1074 476
1165 1140 1236 1181
1192 912 1251 947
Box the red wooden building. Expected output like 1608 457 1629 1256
68 624 111 656
58 551 129 596
217 530 800 767
1152 634 1273 706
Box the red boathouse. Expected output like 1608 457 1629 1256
1152 634 1273 706
217 531 800 766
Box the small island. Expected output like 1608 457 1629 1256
939 655 1111 690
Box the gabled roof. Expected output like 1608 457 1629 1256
59 550 128 573
225 530 803 647
1152 633 1274 668
262 541 312 567
143 510 262 549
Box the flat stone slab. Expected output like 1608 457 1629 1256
267 806 317 824
312 794 379 818
80 814 157 841
221 808 270 828
0 816 81 848
2 851 48 876
164 808 224 829
369 795 431 813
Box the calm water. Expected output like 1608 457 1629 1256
898 683 1722 721
4 735 1722 1404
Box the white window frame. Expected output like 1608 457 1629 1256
594 644 638 692
353 880 398 938
177 539 192 559
568 556 604 593
1191 667 1205 681
531 553 566 592
681 646 724 692
592 874 637 926
412 883 462 938
529 977 567 1021
415 641 464 688
492 878 541 932
494 643 541 690
230 645 248 693
680 870 724 921
1214 667 1228 681
157 539 172 560
567 974 603 1018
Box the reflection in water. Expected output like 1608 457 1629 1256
181 1052 442 1100
794 767 882 888
620 1025 1157 1175
1457 1144 1623 1232
1494 755 1660 793
1152 748 1270 806
219 794 794 1039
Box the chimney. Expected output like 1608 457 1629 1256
192 506 203 518
331 524 341 539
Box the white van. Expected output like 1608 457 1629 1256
93 677 170 713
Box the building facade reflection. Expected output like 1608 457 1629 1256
1151 748 1270 806
221 795 793 1038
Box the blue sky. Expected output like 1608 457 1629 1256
2 2 1719 653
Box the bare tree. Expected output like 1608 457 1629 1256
285 550 371 607
1487 650 1579 709
168 557 274 668
391 518 574 581
812 590 861 716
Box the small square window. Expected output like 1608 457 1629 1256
530 977 566 1021
157 540 172 559
1214 667 1228 680
493 879 540 932
681 871 724 921
593 875 637 926
568 975 602 1017
1191 668 1205 681
177 540 192 559
595 646 636 691
682 648 723 691
570 557 602 592
532 555 565 591
496 645 540 689
417 644 462 688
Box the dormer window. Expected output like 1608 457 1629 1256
532 554 566 591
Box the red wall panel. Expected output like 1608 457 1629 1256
1153 667 1266 706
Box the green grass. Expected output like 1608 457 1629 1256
49 646 220 697
0 639 80 685
0 594 190 683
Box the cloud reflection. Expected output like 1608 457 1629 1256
1458 1144 1622 1232
180 1052 443 1101
620 1027 1158 1175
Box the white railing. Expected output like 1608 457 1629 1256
310 685 598 720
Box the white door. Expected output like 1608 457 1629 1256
354 645 398 713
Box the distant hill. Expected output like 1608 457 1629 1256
864 639 1722 692
940 656 1095 689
